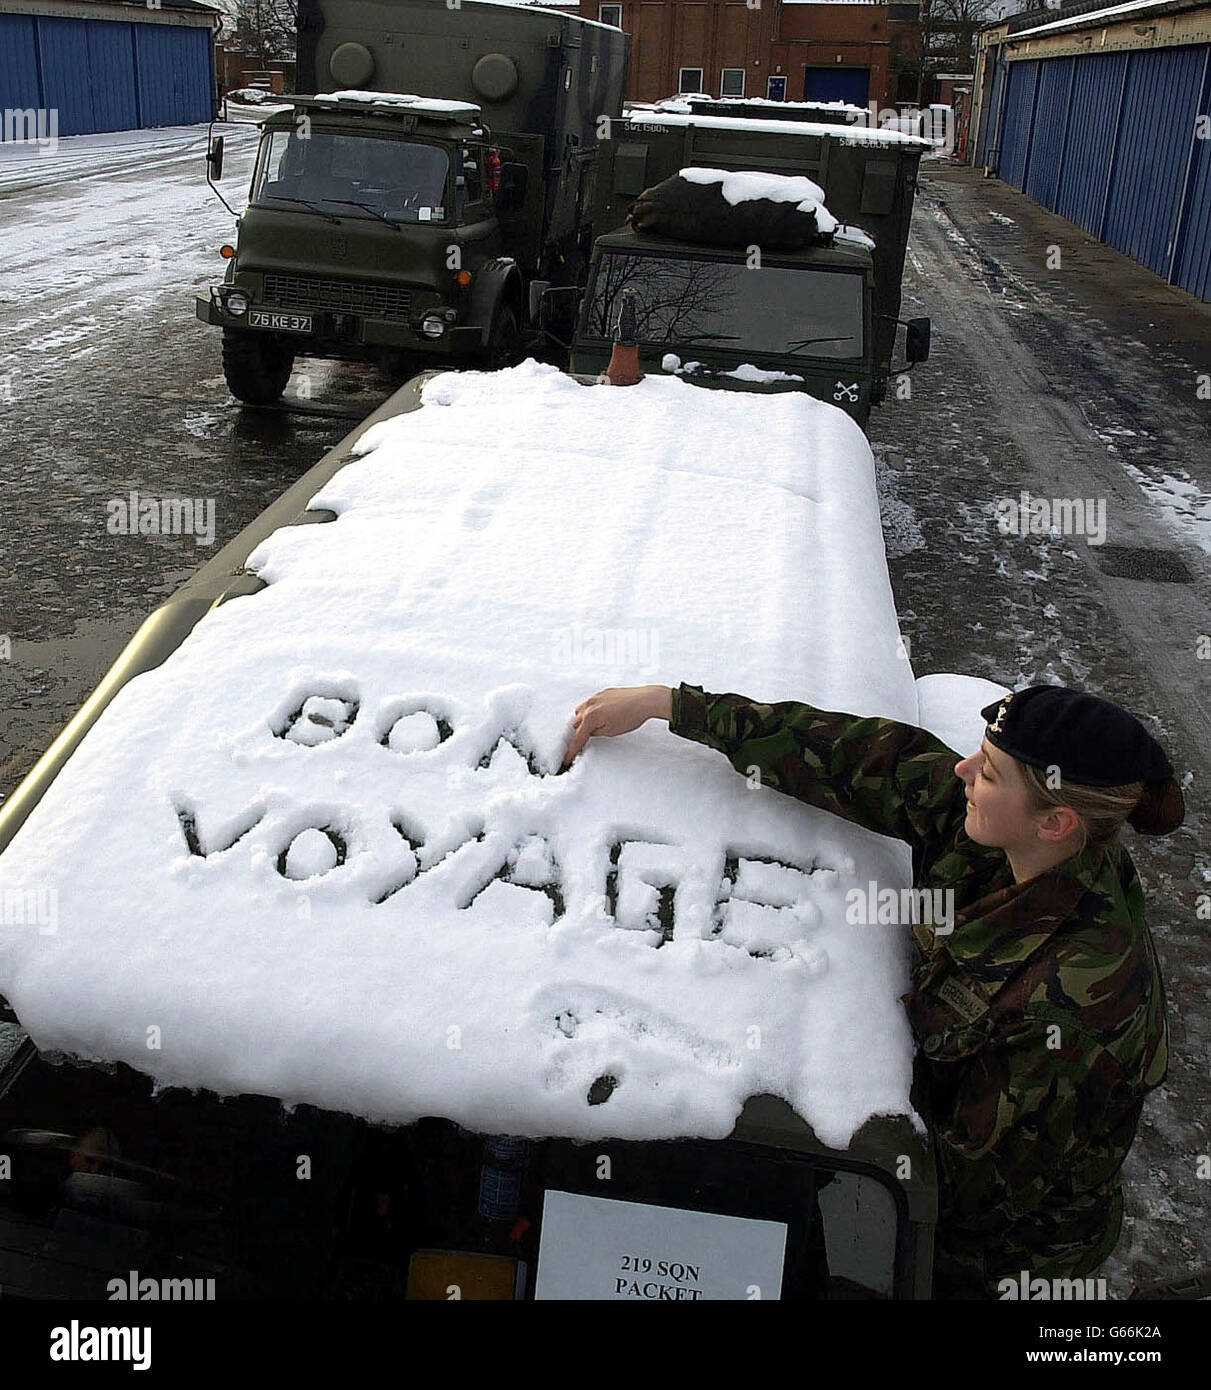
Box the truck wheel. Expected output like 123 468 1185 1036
221 329 295 405
484 304 521 370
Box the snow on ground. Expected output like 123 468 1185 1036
0 124 258 391
0 123 253 197
0 362 924 1148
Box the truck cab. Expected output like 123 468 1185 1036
570 226 878 425
0 1036 934 1299
197 94 530 404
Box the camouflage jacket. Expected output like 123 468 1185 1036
670 684 1169 1295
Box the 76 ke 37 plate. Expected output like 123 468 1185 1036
248 310 312 333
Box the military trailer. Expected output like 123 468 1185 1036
0 370 938 1299
197 0 628 403
556 112 932 425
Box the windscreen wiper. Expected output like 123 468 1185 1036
668 332 741 346
319 198 403 230
786 336 856 354
259 194 341 224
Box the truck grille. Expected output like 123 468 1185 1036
262 274 414 322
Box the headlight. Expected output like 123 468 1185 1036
420 313 446 340
226 290 250 316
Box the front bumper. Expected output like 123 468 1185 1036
195 291 482 354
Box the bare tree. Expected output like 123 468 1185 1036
233 0 299 66
589 254 737 345
918 0 1005 101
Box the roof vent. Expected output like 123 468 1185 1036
472 53 519 103
330 42 375 87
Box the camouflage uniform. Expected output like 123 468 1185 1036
669 683 1169 1299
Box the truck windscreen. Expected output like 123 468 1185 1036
586 252 864 360
252 130 450 224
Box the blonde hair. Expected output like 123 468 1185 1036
1017 762 1143 852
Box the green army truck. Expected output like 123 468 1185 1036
560 110 932 426
197 0 628 403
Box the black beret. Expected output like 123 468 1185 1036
979 686 1184 833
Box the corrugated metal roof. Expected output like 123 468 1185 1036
0 0 221 13
1005 0 1206 35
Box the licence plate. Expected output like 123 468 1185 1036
248 310 312 333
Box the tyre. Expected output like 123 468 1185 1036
221 328 295 405
483 304 522 370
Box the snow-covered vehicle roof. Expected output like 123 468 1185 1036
300 91 483 120
623 109 935 151
0 363 927 1149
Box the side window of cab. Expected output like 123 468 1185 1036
456 145 486 218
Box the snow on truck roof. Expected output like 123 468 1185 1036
625 109 934 150
678 167 840 236
0 364 921 1149
655 96 870 118
310 91 482 118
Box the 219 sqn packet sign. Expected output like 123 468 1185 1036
534 1191 788 1300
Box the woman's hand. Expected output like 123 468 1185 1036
563 685 673 767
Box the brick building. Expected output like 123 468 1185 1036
563 0 924 108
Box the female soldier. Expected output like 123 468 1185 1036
563 682 1184 1299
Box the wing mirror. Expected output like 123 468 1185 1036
906 316 931 365
207 134 225 181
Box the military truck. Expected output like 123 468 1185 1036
197 0 628 403
555 110 932 426
0 370 938 1300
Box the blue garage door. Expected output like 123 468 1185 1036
36 16 138 137
976 48 1007 169
1103 44 1210 279
1054 51 1128 238
998 59 1039 190
135 23 214 128
1024 57 1074 209
803 67 870 105
997 45 1211 301
0 13 42 121
1171 52 1211 300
